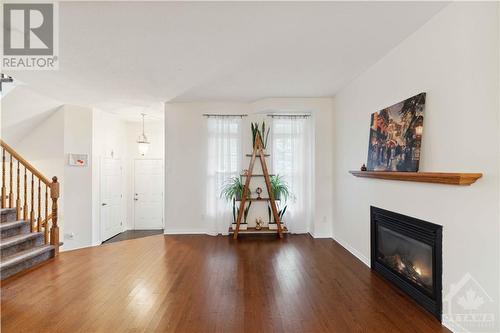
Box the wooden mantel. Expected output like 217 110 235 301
349 171 482 185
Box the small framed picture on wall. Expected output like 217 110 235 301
68 153 88 167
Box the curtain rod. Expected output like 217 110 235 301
267 114 311 118
203 114 248 118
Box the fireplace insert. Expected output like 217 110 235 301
371 206 442 320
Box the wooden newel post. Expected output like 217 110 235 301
50 176 60 255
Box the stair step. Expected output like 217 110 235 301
0 245 54 280
1 208 17 223
1 232 44 259
0 220 30 239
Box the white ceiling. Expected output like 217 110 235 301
4 1 447 120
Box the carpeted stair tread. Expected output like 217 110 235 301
1 208 17 223
0 245 54 270
0 208 16 215
1 232 43 249
0 220 29 231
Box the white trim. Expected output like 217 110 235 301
308 231 332 238
164 229 209 235
332 235 370 267
442 320 458 333
132 158 165 230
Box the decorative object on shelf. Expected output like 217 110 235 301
137 113 150 156
367 93 426 172
349 171 482 186
361 164 367 171
251 121 270 149
256 187 263 199
242 169 249 176
255 218 263 230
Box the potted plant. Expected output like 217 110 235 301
251 121 270 149
221 176 251 230
268 203 287 230
268 175 290 230
269 175 289 201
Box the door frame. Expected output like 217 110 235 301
132 158 165 230
100 157 124 242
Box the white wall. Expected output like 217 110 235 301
164 99 333 236
13 107 65 181
62 105 93 251
331 3 499 331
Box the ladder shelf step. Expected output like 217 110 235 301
229 226 288 234
235 198 280 202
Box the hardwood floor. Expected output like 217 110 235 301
1 235 449 333
102 229 164 244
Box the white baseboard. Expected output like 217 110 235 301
308 231 332 238
442 320 457 333
332 235 370 267
164 229 208 235
131 227 163 230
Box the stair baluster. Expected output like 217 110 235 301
16 161 21 220
23 167 28 221
8 155 13 208
50 177 59 255
30 173 35 232
37 179 41 232
1 148 5 208
44 185 49 244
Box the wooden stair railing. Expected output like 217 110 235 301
1 140 60 255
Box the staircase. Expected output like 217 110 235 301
0 140 60 280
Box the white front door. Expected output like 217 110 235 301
101 158 123 241
134 159 163 229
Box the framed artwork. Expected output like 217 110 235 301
68 153 88 167
367 93 426 172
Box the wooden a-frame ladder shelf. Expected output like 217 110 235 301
230 135 286 239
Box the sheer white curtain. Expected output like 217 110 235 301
205 116 242 235
271 116 312 233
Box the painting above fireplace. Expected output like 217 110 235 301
366 93 426 172
371 206 442 320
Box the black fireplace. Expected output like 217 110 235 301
371 206 442 320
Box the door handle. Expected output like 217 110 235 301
134 198 138 201
102 203 107 206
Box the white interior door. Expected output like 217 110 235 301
101 158 123 241
134 159 164 229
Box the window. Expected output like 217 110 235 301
271 116 312 233
205 116 242 235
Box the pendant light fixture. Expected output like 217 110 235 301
137 113 150 156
